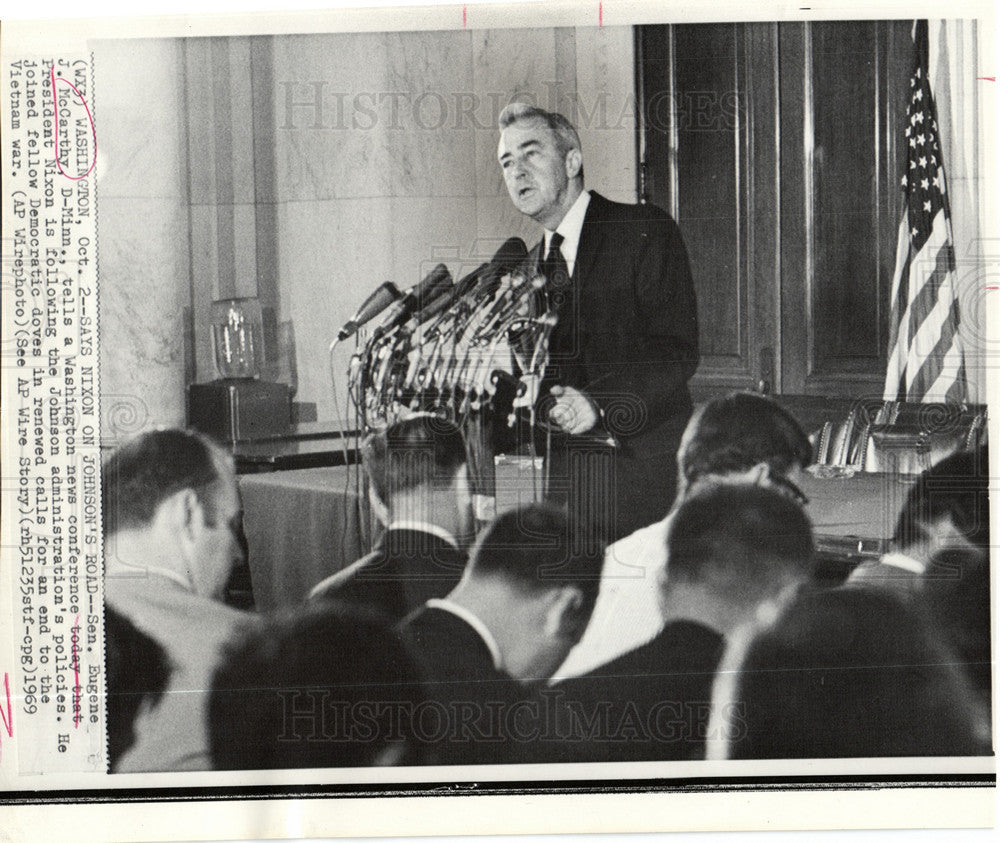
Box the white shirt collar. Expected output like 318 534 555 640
544 189 590 277
425 598 503 671
106 562 194 592
879 552 925 574
386 521 459 549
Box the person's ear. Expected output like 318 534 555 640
161 487 201 540
164 487 203 567
749 462 771 485
543 586 585 639
564 148 583 180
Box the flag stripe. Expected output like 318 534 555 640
904 220 952 344
885 218 912 354
945 360 968 404
882 18 966 405
907 301 959 398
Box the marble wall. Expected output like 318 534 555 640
94 27 637 430
271 26 637 421
94 39 191 438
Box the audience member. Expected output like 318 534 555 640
210 602 430 769
707 586 991 759
103 428 251 772
848 445 989 594
104 607 170 771
310 415 474 621
532 483 815 763
398 503 601 764
919 544 992 707
557 392 812 678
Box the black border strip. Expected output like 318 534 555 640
1 773 995 805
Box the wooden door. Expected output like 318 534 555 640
638 20 913 399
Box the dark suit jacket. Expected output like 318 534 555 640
310 529 466 623
397 605 529 765
529 192 700 537
535 191 699 439
523 620 724 764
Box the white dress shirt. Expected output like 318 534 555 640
552 513 673 681
386 520 459 548
544 189 591 276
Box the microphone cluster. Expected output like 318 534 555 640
340 238 558 427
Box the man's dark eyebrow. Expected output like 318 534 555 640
499 138 543 161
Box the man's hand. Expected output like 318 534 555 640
548 385 599 435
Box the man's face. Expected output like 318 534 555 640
191 466 245 600
498 119 577 229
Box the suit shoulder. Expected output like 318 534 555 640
589 192 674 223
588 194 682 245
309 548 389 600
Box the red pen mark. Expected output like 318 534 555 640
72 615 82 729
0 673 13 764
50 65 97 180
985 286 998 290
462 5 467 28
977 77 995 82
599 2 603 27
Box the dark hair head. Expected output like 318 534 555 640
101 428 231 536
362 415 469 505
105 607 170 770
666 482 815 601
893 445 989 552
467 503 602 612
680 393 812 486
209 601 429 769
497 102 582 159
718 586 990 759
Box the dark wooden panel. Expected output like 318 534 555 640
639 21 905 399
778 22 810 393
674 24 743 361
637 25 672 207
810 21 883 366
782 20 911 397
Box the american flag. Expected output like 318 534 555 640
883 20 967 403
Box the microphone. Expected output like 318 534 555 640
418 238 530 341
452 237 529 302
443 237 530 329
403 283 461 331
336 281 402 342
489 272 547 332
373 264 453 338
473 237 529 298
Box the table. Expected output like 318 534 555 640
799 470 916 581
239 465 374 611
231 420 359 474
240 462 914 610
800 469 915 549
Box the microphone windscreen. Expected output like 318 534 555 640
339 281 402 340
454 262 488 297
410 263 452 306
492 236 529 269
410 285 458 325
479 237 530 297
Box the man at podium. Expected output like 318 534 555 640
496 102 699 542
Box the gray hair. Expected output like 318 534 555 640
498 102 582 157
